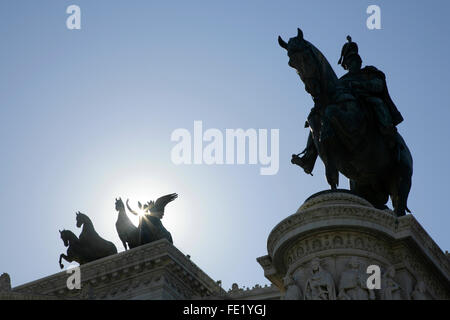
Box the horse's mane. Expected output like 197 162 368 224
61 229 79 241
77 212 92 224
77 212 102 239
306 40 339 95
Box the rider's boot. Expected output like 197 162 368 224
292 133 318 174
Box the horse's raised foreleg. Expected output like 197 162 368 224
321 147 339 189
315 135 339 189
326 162 339 190
317 107 340 189
59 254 73 269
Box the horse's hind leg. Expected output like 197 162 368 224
393 137 413 217
394 167 412 217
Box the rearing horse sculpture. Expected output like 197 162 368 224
59 229 88 269
278 29 413 216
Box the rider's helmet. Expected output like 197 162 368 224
338 36 362 70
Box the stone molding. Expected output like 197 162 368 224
227 283 281 300
12 239 225 300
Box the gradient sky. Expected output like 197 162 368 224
0 0 449 291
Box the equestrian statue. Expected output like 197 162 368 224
278 29 413 217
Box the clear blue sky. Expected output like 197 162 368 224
0 0 449 290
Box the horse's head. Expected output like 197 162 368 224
115 197 125 212
75 211 89 228
59 229 73 247
279 28 338 101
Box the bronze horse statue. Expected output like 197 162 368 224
278 29 413 216
115 198 140 251
76 211 117 256
126 193 177 244
59 212 118 268
59 229 88 269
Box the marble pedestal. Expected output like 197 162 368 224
257 191 450 300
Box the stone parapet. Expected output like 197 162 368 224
10 239 225 300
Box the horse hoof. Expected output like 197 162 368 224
394 209 406 217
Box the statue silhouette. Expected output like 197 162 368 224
279 29 413 216
126 193 177 244
59 229 88 269
115 198 140 251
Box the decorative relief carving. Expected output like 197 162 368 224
259 193 450 300
282 274 302 300
285 231 392 267
79 283 96 300
268 204 398 256
337 257 375 300
411 281 428 300
304 258 336 300
381 266 402 300
392 248 448 300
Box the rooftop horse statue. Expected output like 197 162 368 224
115 198 140 251
59 229 89 269
126 193 177 244
75 211 118 258
278 29 412 216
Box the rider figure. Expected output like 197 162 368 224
292 35 404 173
338 36 403 150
